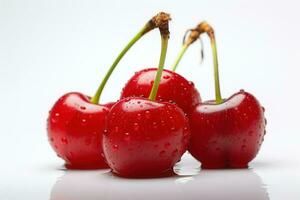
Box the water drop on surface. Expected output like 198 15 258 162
81 119 87 124
124 132 130 141
145 110 151 119
188 81 194 86
103 129 108 135
241 145 246 151
163 75 170 79
172 149 178 156
113 144 119 151
55 113 60 117
100 153 105 158
159 150 166 157
165 142 171 148
133 123 139 131
61 137 68 144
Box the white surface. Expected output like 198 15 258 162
0 0 299 199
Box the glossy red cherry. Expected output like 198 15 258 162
103 97 190 177
189 90 266 168
186 22 266 168
121 68 201 115
47 92 110 169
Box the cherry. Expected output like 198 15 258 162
47 12 171 169
103 19 190 177
48 92 110 169
120 68 200 115
187 22 266 168
103 98 190 177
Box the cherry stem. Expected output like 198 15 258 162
90 12 171 104
171 43 188 71
198 22 222 103
171 21 222 103
148 35 169 100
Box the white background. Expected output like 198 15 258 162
0 0 299 199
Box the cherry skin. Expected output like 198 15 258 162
103 97 190 177
120 68 201 115
188 90 266 169
47 92 113 169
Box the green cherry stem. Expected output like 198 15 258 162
90 12 171 104
171 22 223 103
171 28 202 71
198 22 223 103
171 43 188 71
148 34 169 100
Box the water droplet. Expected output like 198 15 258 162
172 149 178 156
113 144 119 151
100 152 105 158
137 113 142 120
188 81 194 86
133 122 139 131
81 119 87 124
55 113 60 117
248 131 253 136
183 87 187 91
124 132 130 141
80 106 86 110
163 75 170 79
169 116 173 120
171 126 176 131
145 110 151 119
103 129 108 135
180 83 184 87
61 137 68 144
159 150 166 157
152 122 158 129
241 145 246 151
165 142 171 148
85 138 91 145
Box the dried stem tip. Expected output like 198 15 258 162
144 12 171 38
184 21 215 45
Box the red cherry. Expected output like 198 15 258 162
47 92 111 169
121 68 201 115
103 97 190 177
188 90 266 168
